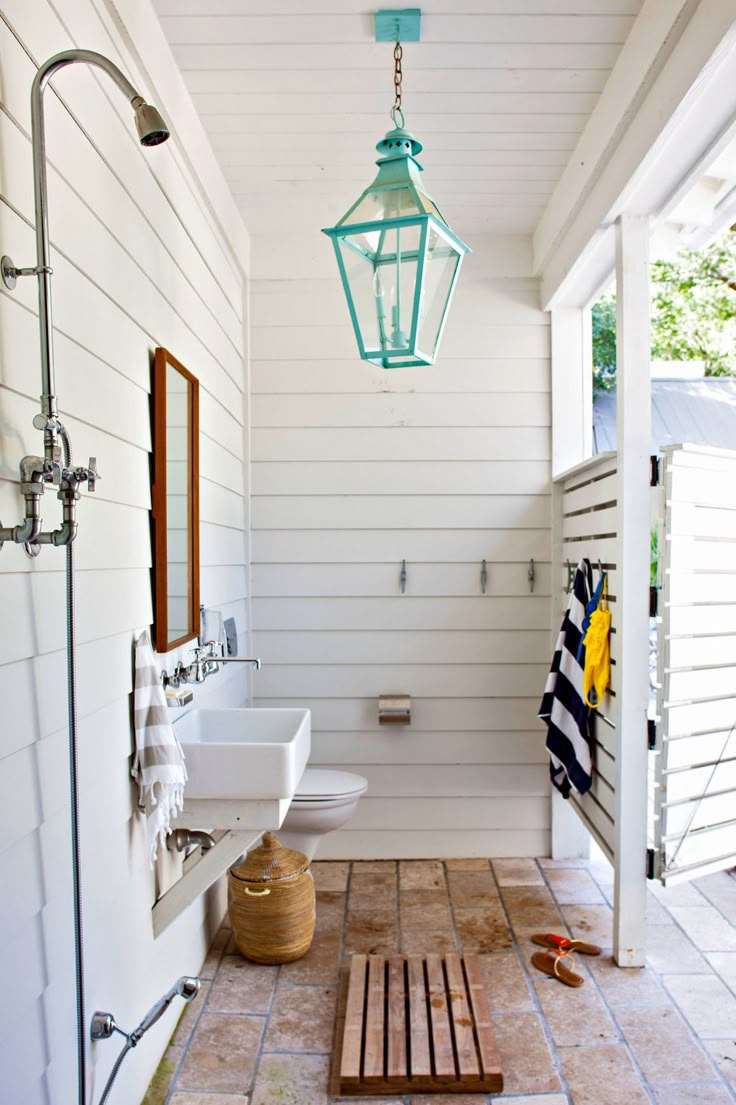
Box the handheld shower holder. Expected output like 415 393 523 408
1 255 53 291
91 977 201 1047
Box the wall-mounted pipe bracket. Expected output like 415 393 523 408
1 254 53 291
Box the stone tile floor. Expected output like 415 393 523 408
147 857 736 1105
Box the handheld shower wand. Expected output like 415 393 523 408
91 978 200 1105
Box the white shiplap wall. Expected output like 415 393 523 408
0 2 248 1103
250 232 552 858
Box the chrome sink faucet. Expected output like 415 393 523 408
160 643 262 688
201 640 262 671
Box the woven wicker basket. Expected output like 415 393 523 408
228 832 315 964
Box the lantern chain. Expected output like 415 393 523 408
393 41 403 112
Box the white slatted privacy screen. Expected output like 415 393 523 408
553 452 619 860
653 445 736 883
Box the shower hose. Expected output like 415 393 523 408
63 426 164 1105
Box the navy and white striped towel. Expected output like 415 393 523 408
131 629 187 864
538 559 594 798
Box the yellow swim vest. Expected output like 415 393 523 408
583 575 611 708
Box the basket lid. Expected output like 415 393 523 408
230 832 309 883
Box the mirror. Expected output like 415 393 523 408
152 347 200 652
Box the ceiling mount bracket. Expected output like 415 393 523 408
375 8 421 42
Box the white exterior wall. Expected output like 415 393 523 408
250 232 552 859
0 2 249 1103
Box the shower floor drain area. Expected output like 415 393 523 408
332 952 503 1096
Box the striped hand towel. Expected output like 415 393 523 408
131 629 188 864
538 559 594 798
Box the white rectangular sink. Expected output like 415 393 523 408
174 707 311 800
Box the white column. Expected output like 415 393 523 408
613 214 651 967
550 307 593 857
551 307 593 478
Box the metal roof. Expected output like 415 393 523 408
593 377 736 453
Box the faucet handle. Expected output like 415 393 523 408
73 458 98 492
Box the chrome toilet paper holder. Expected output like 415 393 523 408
379 694 411 725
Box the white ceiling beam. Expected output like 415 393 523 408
534 0 695 288
536 0 736 308
667 176 728 228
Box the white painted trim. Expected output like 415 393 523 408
613 214 651 967
550 307 594 478
553 451 617 486
180 797 291 830
549 305 593 858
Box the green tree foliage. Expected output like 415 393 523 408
591 228 736 391
592 292 617 392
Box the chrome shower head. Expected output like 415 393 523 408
131 96 170 146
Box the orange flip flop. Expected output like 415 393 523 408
531 949 584 987
531 932 601 956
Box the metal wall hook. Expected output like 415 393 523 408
528 558 535 593
565 559 575 594
480 559 488 594
400 559 408 594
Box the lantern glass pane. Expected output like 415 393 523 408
343 186 422 225
338 222 423 362
417 227 462 358
336 235 381 352
416 192 443 221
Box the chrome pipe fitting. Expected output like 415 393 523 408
90 1012 123 1042
167 828 216 854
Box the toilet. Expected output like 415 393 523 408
276 768 368 860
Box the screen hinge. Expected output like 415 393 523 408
646 847 657 880
649 586 659 617
650 455 660 487
647 719 657 750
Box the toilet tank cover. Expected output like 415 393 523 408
295 768 368 800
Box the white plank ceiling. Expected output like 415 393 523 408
152 0 644 238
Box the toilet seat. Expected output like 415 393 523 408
292 768 368 803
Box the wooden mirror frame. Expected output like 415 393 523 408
151 347 200 652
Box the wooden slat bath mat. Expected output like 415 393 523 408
331 953 503 1096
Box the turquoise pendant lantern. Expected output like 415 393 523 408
322 9 470 369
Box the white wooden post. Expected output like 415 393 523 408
550 307 594 858
551 307 593 478
613 214 651 966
